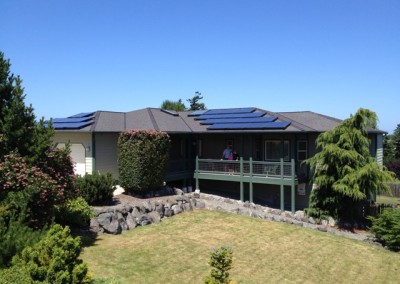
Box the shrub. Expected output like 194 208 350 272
37 146 77 202
0 212 46 268
204 246 235 284
0 153 59 227
0 263 33 284
118 130 170 194
13 223 91 284
76 172 115 205
55 197 95 227
386 160 400 179
369 208 400 251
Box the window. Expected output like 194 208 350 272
198 139 203 157
297 140 308 161
264 140 290 161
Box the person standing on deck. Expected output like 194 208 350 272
221 144 232 160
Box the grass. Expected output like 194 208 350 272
81 210 400 284
376 195 400 205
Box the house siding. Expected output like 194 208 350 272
94 133 119 179
53 132 93 175
376 133 383 166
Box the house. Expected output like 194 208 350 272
52 107 384 212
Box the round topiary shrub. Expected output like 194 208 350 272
118 129 170 194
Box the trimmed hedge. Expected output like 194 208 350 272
118 130 170 194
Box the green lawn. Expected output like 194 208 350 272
81 210 400 284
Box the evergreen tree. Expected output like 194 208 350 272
160 98 186 111
305 108 395 221
392 124 400 160
187 91 206 110
0 52 53 164
383 134 396 165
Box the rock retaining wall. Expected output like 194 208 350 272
90 191 373 242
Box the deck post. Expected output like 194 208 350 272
240 157 244 202
291 158 296 213
195 156 199 190
280 158 284 211
249 157 253 203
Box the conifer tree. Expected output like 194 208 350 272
187 91 206 110
306 108 395 221
0 52 53 164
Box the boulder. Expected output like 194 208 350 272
103 219 122 234
194 200 206 209
97 212 113 228
148 211 161 224
172 204 183 215
126 212 138 229
174 188 184 195
143 201 154 212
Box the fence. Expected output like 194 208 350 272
381 182 400 197
365 203 398 218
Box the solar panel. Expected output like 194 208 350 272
69 112 95 118
188 110 208 117
207 121 291 130
53 121 93 130
53 117 93 123
195 112 266 120
205 107 256 115
200 117 278 125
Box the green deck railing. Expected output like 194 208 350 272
194 157 297 212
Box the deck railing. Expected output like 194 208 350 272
197 158 294 178
195 157 297 212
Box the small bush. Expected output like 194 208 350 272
118 130 170 194
0 263 33 284
55 197 95 227
204 246 235 284
13 223 91 284
369 208 400 251
0 212 46 268
76 172 115 205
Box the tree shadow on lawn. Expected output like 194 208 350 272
70 227 100 248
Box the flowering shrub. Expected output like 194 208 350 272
118 129 170 194
37 146 77 202
0 153 59 226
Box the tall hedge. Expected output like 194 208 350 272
118 129 170 194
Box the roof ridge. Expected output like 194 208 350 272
263 110 312 132
147 108 159 131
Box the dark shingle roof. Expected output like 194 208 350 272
54 107 383 134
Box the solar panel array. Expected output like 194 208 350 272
52 112 95 130
190 108 290 130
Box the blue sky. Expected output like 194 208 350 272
2 0 399 133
